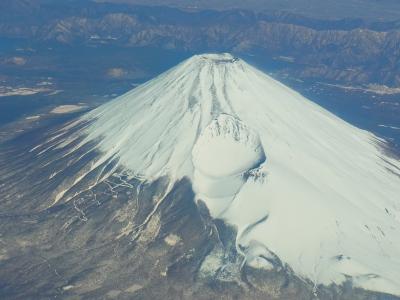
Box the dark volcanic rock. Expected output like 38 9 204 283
1 120 399 299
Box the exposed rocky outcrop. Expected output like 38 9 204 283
1 121 399 299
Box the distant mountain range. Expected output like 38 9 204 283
95 0 400 20
1 0 400 87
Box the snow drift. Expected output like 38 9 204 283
69 53 400 295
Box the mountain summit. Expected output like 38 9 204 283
7 53 398 298
58 53 400 296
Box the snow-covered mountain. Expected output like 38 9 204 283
49 53 400 296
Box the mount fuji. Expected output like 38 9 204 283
1 53 400 299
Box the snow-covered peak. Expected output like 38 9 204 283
178 53 239 70
74 53 400 296
188 53 237 63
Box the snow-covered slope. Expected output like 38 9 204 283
73 53 400 295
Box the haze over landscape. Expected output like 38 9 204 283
0 1 400 299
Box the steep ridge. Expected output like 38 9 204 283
60 53 400 296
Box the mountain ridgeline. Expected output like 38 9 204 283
1 0 400 87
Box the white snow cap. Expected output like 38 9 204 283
82 53 400 295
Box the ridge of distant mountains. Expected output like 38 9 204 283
1 0 400 87
96 0 400 21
